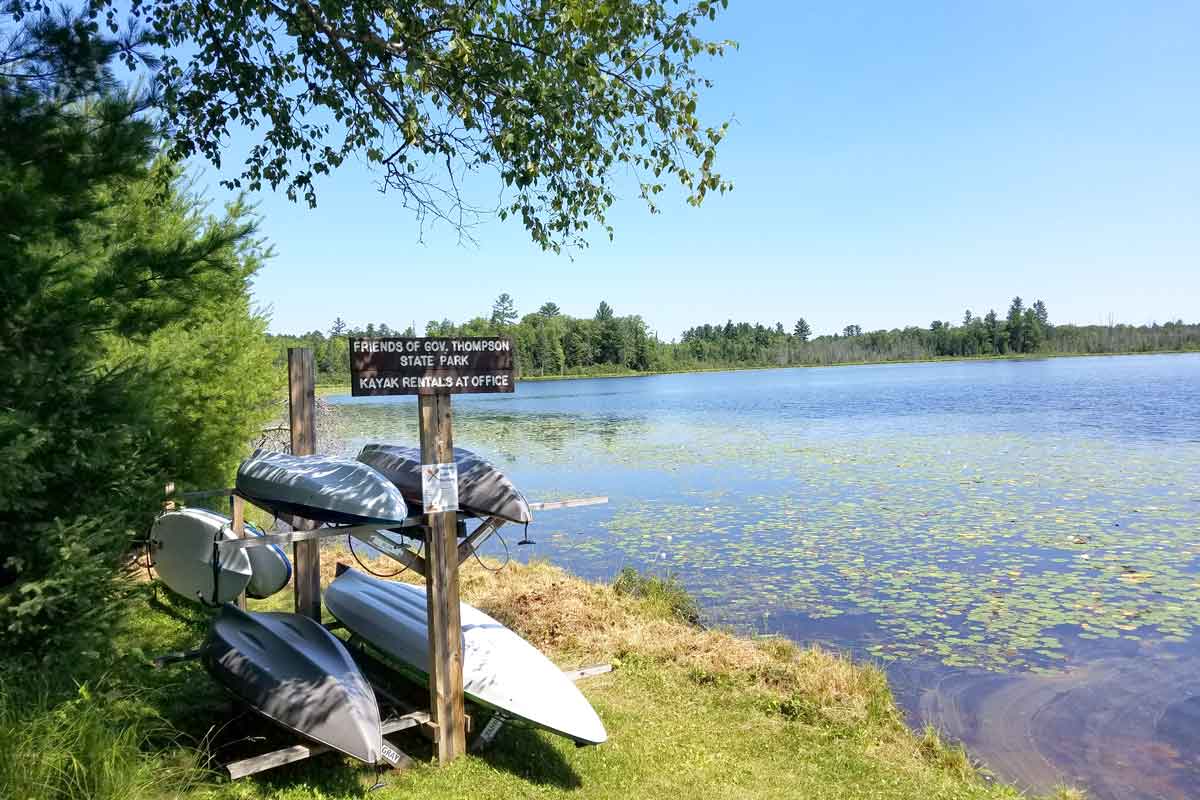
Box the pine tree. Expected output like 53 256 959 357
330 317 347 336
793 318 812 342
1023 308 1044 352
1007 297 1025 354
1033 300 1050 328
984 310 1000 353
491 293 518 327
0 16 274 660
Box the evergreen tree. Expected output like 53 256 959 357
1007 297 1026 354
538 302 562 317
425 318 456 336
562 319 594 367
1023 308 1045 352
630 322 652 371
330 316 347 336
793 318 812 342
595 301 615 322
491 293 518 327
984 309 1001 353
0 16 274 662
1033 300 1050 328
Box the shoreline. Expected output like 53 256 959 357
315 347 1199 394
51 557 1048 799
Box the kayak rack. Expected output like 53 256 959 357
196 493 610 580
158 484 610 777
218 662 613 780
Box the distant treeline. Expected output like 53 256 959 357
269 295 1200 383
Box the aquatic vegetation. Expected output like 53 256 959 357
323 380 1200 674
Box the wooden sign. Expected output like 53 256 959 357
350 337 515 396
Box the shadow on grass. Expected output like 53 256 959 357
475 717 583 790
244 750 368 797
199 708 371 795
145 585 214 639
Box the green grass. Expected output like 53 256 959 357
0 673 206 800
612 566 701 625
1 559 1079 800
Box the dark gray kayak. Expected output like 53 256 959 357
357 444 532 524
202 604 383 764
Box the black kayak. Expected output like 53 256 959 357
357 443 532 524
202 604 383 764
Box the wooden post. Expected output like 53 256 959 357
419 392 467 763
231 494 247 610
288 348 321 621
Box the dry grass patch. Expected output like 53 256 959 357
320 550 893 731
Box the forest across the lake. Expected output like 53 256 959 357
271 294 1200 383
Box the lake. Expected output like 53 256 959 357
324 353 1200 799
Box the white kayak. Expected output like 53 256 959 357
189 508 292 599
152 508 293 602
236 449 409 526
151 508 252 604
326 567 607 746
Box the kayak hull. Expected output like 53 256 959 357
236 449 409 526
357 444 532 524
325 568 606 746
202 604 383 764
151 509 252 604
186 508 292 600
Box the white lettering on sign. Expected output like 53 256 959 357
354 374 514 391
452 339 511 352
349 337 515 395
422 462 458 514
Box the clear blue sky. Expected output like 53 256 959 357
193 1 1200 339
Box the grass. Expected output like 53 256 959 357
2 552 1081 800
611 566 701 625
0 674 206 800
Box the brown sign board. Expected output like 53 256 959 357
350 337 515 396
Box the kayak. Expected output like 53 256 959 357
325 567 606 746
357 444 532 524
187 507 292 600
150 508 252 604
202 603 383 764
236 449 409 526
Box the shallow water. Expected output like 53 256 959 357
325 353 1200 799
